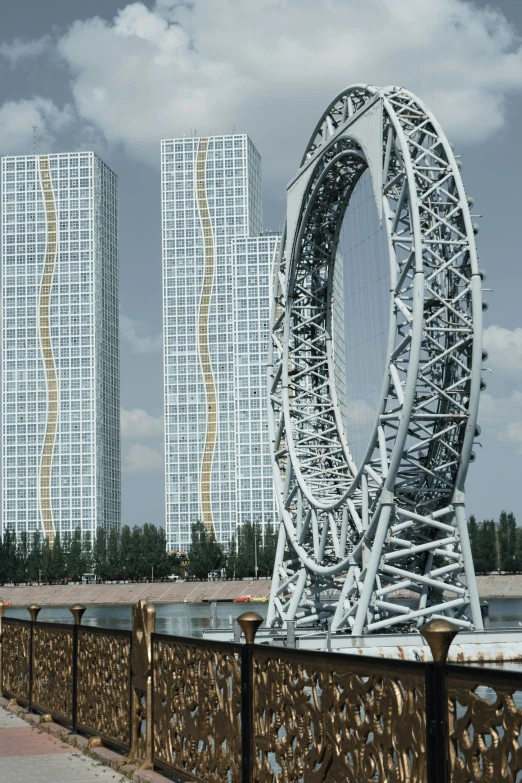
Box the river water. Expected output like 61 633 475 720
4 600 269 637
4 597 522 637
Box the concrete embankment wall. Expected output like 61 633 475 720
475 574 522 599
0 574 520 607
0 579 272 606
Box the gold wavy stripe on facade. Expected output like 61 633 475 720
196 139 217 535
38 157 58 542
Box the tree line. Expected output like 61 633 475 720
1 511 519 584
0 520 278 585
0 524 176 585
469 511 522 573
186 520 278 580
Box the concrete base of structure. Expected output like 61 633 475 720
204 627 522 663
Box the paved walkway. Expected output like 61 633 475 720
0 709 126 783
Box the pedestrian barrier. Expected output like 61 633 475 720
1 598 520 782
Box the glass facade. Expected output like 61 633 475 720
2 151 120 541
231 235 279 529
162 134 278 552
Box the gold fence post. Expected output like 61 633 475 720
70 604 86 730
28 604 41 622
421 618 459 783
130 599 156 767
237 612 263 783
27 604 41 710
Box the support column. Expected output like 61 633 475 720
454 500 483 630
352 502 393 635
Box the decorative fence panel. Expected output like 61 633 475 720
252 646 427 783
446 664 522 783
152 634 242 783
3 601 522 783
31 622 74 723
1 618 31 705
76 627 131 750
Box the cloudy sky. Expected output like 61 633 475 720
1 0 522 528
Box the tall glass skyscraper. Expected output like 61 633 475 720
2 151 120 541
230 235 279 529
161 134 277 552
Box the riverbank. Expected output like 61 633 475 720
0 578 272 606
0 574 521 606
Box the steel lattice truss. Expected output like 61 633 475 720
267 85 485 635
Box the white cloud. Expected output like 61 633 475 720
0 97 74 156
473 326 522 456
52 0 522 179
121 408 164 439
483 325 522 379
0 35 50 66
479 391 522 454
121 315 162 354
504 421 522 452
123 443 163 473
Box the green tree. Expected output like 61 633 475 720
2 529 18 584
129 526 144 580
187 521 223 579
477 520 497 573
51 531 66 582
119 525 132 580
515 526 522 572
236 522 256 579
0 528 17 584
27 532 42 583
142 524 156 581
225 534 238 579
16 532 30 584
107 527 120 580
83 531 93 573
63 531 71 566
93 527 107 581
166 548 182 577
499 511 517 572
68 528 84 582
150 526 170 580
41 536 52 582
260 521 278 578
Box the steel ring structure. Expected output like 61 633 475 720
267 85 484 635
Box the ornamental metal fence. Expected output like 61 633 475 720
1 599 521 783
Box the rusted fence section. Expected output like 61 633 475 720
1 599 522 783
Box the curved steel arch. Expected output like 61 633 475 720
267 85 484 635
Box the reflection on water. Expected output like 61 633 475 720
5 600 269 637
483 598 522 629
4 597 522 638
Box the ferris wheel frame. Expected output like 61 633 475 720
267 85 485 635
